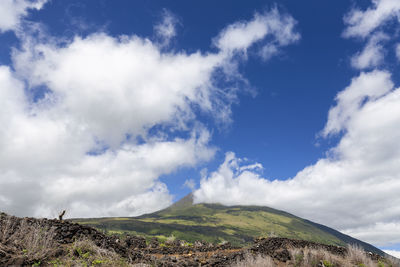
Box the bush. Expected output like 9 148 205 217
60 238 131 266
0 214 56 263
346 244 374 267
232 253 275 267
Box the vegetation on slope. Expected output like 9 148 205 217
73 194 384 255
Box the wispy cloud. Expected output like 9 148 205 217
350 32 388 69
214 8 300 58
344 0 400 70
343 0 400 39
183 179 196 191
154 9 179 47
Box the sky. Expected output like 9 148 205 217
0 0 400 257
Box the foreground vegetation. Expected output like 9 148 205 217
0 213 131 266
233 245 399 267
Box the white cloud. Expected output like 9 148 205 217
344 0 400 69
344 223 400 247
343 0 400 38
154 9 179 47
194 70 400 246
214 8 300 56
383 250 400 259
13 33 227 147
183 179 196 191
259 44 279 61
350 32 388 69
0 0 47 33
0 64 216 217
0 8 300 218
322 70 393 136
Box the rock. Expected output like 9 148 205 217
149 237 159 248
274 248 291 262
125 235 147 249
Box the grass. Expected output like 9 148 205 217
232 253 275 267
56 238 132 267
0 213 134 266
73 203 347 247
347 244 375 266
0 214 57 264
233 245 400 267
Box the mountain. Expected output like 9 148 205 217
72 194 384 255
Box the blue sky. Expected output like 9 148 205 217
1 0 400 257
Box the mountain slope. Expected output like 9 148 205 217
73 194 384 255
305 219 383 256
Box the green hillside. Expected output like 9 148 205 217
72 194 384 255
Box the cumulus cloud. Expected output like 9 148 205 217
195 70 400 246
0 8 299 218
350 32 388 69
343 0 400 39
0 64 215 217
0 0 47 33
13 33 226 147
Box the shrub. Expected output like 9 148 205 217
67 238 128 266
232 253 276 267
346 244 374 267
386 256 400 267
0 214 56 263
0 213 135 266
289 247 340 267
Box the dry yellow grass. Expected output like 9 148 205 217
56 238 133 267
0 213 133 266
232 253 276 267
233 245 400 267
0 215 56 263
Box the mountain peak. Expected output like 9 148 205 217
170 193 194 210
